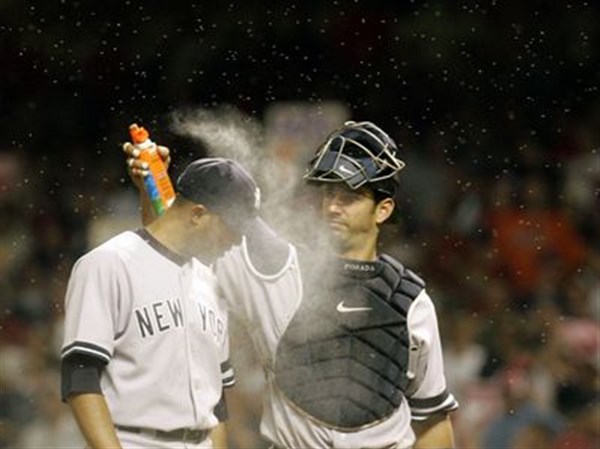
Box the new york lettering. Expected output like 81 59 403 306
197 303 226 345
133 298 225 344
134 298 183 338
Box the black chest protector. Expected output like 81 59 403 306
274 254 425 429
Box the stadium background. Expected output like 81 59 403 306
1 1 598 448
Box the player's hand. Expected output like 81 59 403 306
122 142 171 191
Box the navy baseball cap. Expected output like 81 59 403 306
176 158 260 231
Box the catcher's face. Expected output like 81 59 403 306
320 184 394 257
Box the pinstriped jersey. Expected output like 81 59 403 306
61 229 234 431
215 227 457 449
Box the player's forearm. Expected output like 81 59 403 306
413 413 455 449
68 393 123 449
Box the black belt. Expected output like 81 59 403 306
115 425 210 443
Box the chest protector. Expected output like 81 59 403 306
274 254 425 430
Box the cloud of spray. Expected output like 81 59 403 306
170 105 263 171
169 105 321 243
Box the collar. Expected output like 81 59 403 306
135 228 189 267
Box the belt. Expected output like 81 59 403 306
115 425 210 443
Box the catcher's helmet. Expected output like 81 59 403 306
304 121 405 198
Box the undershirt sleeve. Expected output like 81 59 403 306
61 353 107 402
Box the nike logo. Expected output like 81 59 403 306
336 301 373 313
338 165 354 175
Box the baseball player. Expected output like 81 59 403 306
126 121 458 448
61 157 261 448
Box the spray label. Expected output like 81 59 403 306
143 175 165 215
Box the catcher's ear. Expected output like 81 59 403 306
375 198 395 225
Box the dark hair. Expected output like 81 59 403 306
370 177 399 203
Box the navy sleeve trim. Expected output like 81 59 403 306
408 390 450 409
220 361 232 372
61 341 111 363
220 360 235 387
409 390 459 420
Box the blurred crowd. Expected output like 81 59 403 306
396 129 600 449
2 1 599 448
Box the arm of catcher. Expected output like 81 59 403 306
68 393 123 449
413 413 455 449
122 141 171 226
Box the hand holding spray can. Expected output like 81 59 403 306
129 124 176 216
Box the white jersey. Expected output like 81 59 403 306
215 232 457 448
61 229 234 432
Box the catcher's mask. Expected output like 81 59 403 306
304 121 405 199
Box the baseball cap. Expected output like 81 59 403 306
176 158 260 231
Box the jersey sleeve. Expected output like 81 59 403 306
405 290 459 420
214 217 292 316
61 249 125 364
